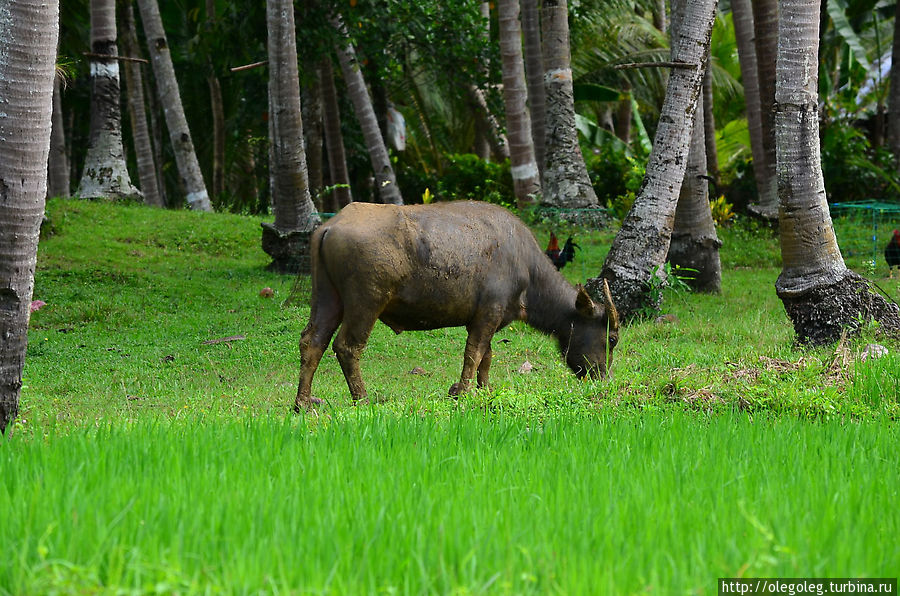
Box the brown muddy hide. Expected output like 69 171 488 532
561 283 620 379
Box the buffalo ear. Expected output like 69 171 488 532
575 284 597 317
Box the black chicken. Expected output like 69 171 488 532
886 229 900 278
545 232 580 270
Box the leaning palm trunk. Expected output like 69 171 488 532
747 0 778 218
121 1 163 207
775 0 900 344
521 0 546 174
730 0 768 204
78 0 141 201
48 75 70 198
262 0 321 274
320 57 353 211
330 14 402 205
540 0 598 209
586 0 718 319
668 96 722 293
0 0 59 434
498 0 541 205
136 0 212 211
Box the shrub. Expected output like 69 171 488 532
435 154 515 208
584 145 646 219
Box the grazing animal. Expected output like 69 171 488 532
545 232 580 270
886 229 900 278
295 201 619 409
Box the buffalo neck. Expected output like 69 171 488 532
524 258 578 343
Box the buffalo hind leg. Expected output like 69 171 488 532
332 314 378 402
295 301 342 412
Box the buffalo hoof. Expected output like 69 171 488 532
448 382 464 398
293 397 324 413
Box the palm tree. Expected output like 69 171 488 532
78 0 141 201
320 57 353 210
522 0 546 174
775 0 900 343
205 0 225 202
48 75 70 198
541 0 599 208
0 0 60 434
136 0 212 211
262 0 321 274
668 96 722 292
330 13 403 205
121 1 163 207
748 0 778 217
587 0 719 319
887 0 900 160
498 0 541 205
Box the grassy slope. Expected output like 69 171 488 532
2 198 899 593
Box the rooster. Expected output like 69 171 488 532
886 229 900 278
545 232 580 270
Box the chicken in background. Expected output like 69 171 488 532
886 229 900 278
545 232 580 270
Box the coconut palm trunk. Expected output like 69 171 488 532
320 57 353 211
668 96 722 293
540 0 598 208
498 0 541 205
48 75 70 198
330 14 403 205
136 0 212 211
775 0 900 344
205 0 225 202
302 64 325 208
262 0 321 274
78 0 141 201
0 0 59 434
887 0 900 160
702 63 719 184
521 0 546 174
586 0 718 319
121 1 163 207
747 0 778 217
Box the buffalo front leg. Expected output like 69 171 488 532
449 323 497 397
476 343 492 390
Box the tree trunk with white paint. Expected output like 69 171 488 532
263 0 321 274
78 0 141 201
540 0 598 208
775 0 900 344
331 14 403 205
498 0 541 205
586 0 718 319
0 0 60 433
121 1 163 207
136 0 212 211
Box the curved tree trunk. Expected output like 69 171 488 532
48 75 71 198
730 0 768 204
331 14 403 205
775 0 900 344
587 0 718 319
668 95 722 292
498 0 541 205
320 57 353 211
78 0 141 201
541 0 598 208
0 0 59 434
522 0 546 175
121 1 163 207
263 0 321 274
748 0 778 218
136 0 212 211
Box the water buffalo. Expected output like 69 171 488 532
295 201 619 409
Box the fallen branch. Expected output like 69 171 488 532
230 60 268 73
82 52 149 64
202 335 247 345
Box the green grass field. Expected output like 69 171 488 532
2 198 899 594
